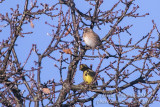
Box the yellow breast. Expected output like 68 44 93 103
83 70 94 84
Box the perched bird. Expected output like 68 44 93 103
83 27 102 55
79 64 96 85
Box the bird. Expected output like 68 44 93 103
83 27 110 56
83 27 102 55
79 64 96 85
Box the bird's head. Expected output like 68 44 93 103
79 64 89 71
83 27 92 33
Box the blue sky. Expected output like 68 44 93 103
0 0 160 106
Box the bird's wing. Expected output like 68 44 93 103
93 32 102 46
88 69 96 77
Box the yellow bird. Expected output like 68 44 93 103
79 64 96 85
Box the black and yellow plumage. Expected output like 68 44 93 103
79 64 96 85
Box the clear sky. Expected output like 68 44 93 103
0 0 160 107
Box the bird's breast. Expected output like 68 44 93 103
83 71 94 84
83 35 96 48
